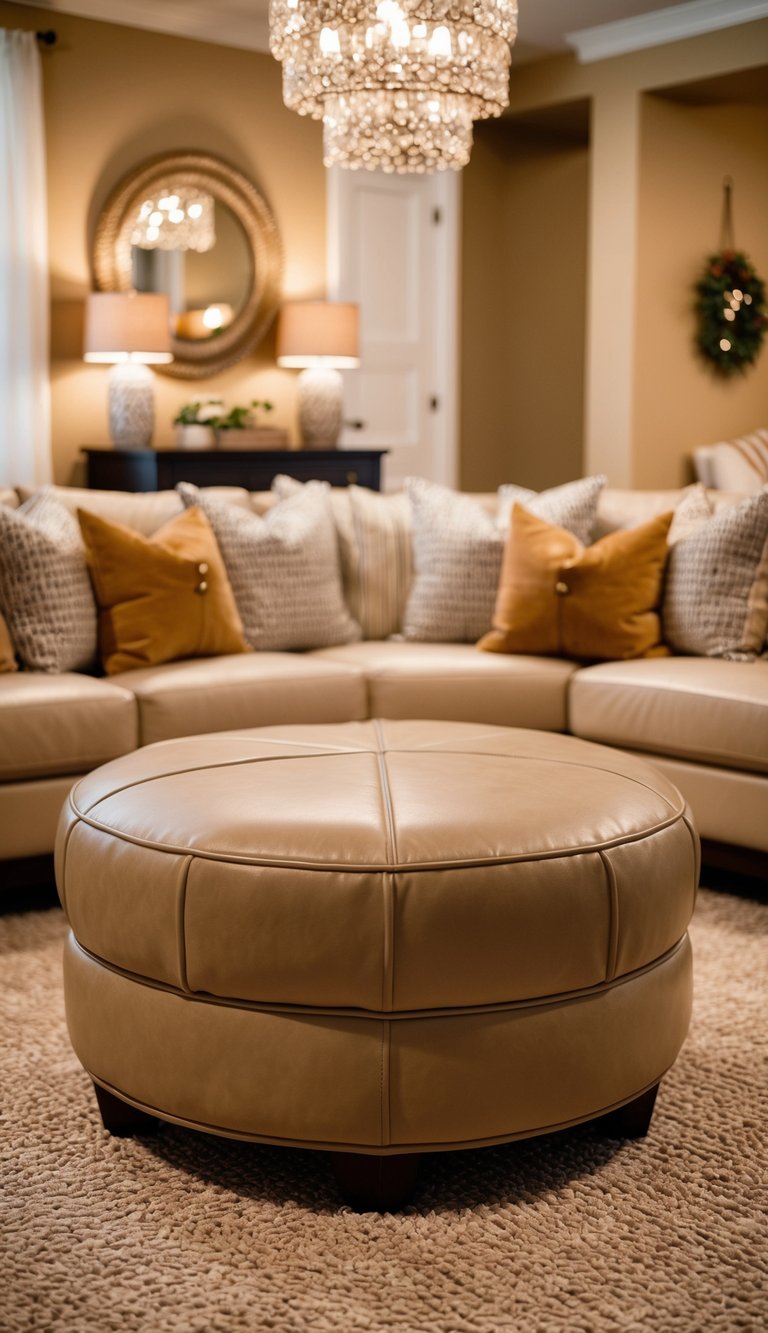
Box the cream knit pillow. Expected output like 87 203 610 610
178 481 361 651
663 489 768 660
0 488 97 672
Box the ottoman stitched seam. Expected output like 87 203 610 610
176 855 193 993
67 933 689 1021
600 850 620 983
60 807 687 869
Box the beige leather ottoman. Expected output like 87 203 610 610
55 720 697 1209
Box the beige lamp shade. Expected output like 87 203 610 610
277 301 359 369
84 292 173 364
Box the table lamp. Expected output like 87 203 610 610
277 301 359 449
84 292 173 449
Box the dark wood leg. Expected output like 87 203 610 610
93 1082 157 1137
598 1083 659 1140
330 1151 421 1211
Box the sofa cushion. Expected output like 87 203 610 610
311 641 577 731
78 506 248 675
696 430 768 495
110 653 368 745
662 490 768 660
479 507 673 662
178 482 361 651
569 658 768 775
0 488 98 672
0 673 137 780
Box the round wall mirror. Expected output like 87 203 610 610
92 152 282 379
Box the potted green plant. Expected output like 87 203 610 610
173 399 224 450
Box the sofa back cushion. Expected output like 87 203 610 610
20 485 253 536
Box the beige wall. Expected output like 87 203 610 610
461 122 588 491
633 97 768 488
0 3 326 483
495 17 768 488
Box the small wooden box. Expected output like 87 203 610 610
216 428 289 451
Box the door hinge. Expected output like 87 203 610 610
432 207 443 225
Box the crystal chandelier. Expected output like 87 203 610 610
131 190 215 251
269 1 518 173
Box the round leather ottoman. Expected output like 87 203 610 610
56 720 697 1209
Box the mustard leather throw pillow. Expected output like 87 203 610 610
78 505 248 675
478 504 674 662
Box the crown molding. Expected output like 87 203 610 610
9 1 271 53
566 0 768 63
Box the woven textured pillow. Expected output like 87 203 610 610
479 505 673 662
178 482 361 651
271 476 412 640
78 505 248 675
0 610 17 672
0 488 97 672
402 478 503 643
497 474 606 543
663 489 768 660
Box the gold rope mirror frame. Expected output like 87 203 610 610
92 152 283 380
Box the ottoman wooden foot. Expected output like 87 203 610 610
93 1082 157 1137
598 1082 660 1140
330 1151 421 1211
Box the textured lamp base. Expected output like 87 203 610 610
298 367 343 449
108 362 155 450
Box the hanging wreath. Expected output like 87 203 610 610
694 180 766 377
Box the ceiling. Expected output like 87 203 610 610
13 0 768 65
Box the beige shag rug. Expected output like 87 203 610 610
1 888 766 1333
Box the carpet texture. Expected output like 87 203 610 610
1 889 766 1332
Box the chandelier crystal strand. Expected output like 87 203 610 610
269 0 518 173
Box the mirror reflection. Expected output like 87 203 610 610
93 152 283 379
131 200 254 343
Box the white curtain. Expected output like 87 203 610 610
0 29 51 487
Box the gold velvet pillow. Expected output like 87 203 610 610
78 505 248 675
0 610 17 672
478 504 673 661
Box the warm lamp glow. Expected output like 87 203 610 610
84 292 173 364
277 301 360 369
84 292 172 449
277 301 360 448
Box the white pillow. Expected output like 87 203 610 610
663 489 768 660
0 488 97 672
497 475 606 543
273 475 412 640
402 478 503 643
177 481 361 651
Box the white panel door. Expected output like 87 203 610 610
328 168 459 491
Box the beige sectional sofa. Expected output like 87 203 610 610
1 481 766 878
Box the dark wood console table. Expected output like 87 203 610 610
82 448 387 493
